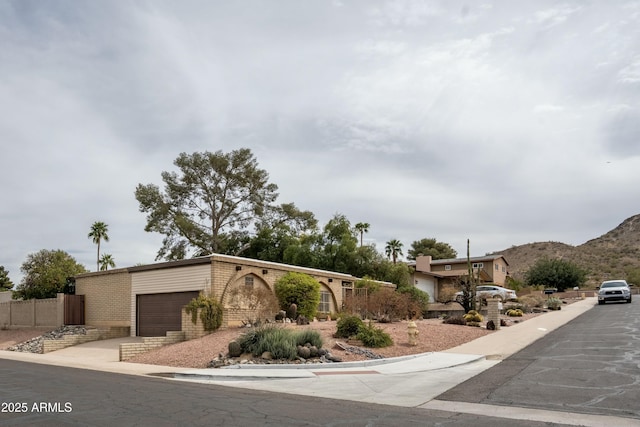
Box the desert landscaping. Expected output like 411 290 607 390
1 309 547 369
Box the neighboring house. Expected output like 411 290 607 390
75 253 394 337
409 254 510 302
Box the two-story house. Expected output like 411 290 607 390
409 254 510 302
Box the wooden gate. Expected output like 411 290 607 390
64 295 85 325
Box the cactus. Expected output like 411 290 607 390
228 340 242 357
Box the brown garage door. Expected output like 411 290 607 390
136 291 199 337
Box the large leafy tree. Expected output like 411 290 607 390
385 239 404 264
318 214 358 272
88 221 109 271
407 238 457 260
524 257 587 291
14 250 87 299
0 266 14 291
135 148 279 260
242 203 317 263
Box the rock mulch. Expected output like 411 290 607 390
7 326 88 354
206 340 386 368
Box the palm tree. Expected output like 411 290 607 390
88 221 109 271
99 254 116 271
354 222 370 247
385 239 404 264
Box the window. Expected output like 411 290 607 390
495 264 499 271
502 266 506 273
472 262 484 269
445 265 451 271
244 275 254 289
318 291 331 313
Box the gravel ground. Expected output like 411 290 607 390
0 309 548 368
128 315 540 368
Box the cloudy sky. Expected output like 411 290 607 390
1 1 639 285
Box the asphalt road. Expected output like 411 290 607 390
438 299 640 421
0 358 558 427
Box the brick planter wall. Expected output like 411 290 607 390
42 326 130 354
119 331 185 361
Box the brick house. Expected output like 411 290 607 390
75 254 393 337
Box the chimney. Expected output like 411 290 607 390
415 255 432 272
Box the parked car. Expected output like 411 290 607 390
597 280 632 305
455 285 517 303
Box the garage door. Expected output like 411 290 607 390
136 291 200 337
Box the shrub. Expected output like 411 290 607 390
437 287 457 304
518 294 545 312
184 293 224 332
442 315 467 325
368 288 420 322
234 325 324 360
294 329 323 348
235 325 297 360
274 272 321 319
546 297 562 310
397 286 430 318
356 322 393 348
335 315 364 338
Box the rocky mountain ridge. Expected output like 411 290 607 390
492 214 640 286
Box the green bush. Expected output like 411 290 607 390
294 329 323 348
184 293 224 332
234 325 324 360
356 322 393 348
335 315 365 338
274 272 321 319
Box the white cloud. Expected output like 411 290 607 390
1 1 640 284
618 57 640 83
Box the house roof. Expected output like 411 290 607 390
77 253 396 288
430 254 509 266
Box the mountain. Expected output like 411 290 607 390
492 214 640 287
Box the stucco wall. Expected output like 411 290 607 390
76 269 131 328
0 295 62 328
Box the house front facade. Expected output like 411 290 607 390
410 254 510 302
75 253 394 337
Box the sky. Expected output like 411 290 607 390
1 1 639 285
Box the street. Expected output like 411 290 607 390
438 299 640 420
0 359 554 427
